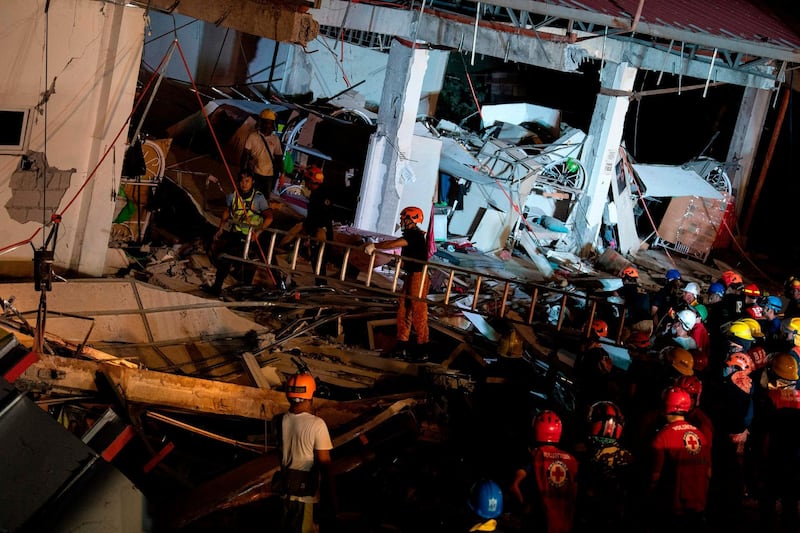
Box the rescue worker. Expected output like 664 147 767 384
749 353 800 531
619 266 652 332
364 206 430 359
707 345 755 529
648 387 712 533
740 317 769 370
743 284 763 319
573 319 620 410
674 374 714 443
720 270 746 320
241 108 283 195
279 166 333 285
663 308 699 352
276 372 334 533
679 282 701 309
205 171 273 296
783 276 800 318
780 317 800 361
651 268 683 326
574 401 635 532
466 480 506 532
510 410 579 533
759 295 784 341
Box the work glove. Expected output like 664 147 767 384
364 243 375 255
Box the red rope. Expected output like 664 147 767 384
0 42 174 256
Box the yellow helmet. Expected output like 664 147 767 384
740 318 764 338
770 353 800 381
782 317 800 346
259 108 277 121
728 321 755 341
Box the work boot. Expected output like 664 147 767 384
387 340 409 359
409 343 430 362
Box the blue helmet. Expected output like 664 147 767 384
468 480 503 519
764 295 783 313
666 269 681 281
708 282 725 297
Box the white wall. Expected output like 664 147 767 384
0 0 146 277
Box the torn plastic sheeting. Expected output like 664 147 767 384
632 164 723 199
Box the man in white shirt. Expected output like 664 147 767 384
278 372 334 533
242 108 283 196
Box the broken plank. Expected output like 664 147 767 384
241 352 272 389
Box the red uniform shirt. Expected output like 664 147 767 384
529 444 579 533
650 420 711 514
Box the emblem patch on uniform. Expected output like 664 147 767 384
547 460 569 487
683 430 702 455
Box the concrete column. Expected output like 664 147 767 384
726 86 771 215
354 39 429 235
71 5 144 276
572 61 637 252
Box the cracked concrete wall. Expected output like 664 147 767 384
0 0 145 278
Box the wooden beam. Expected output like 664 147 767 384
20 354 288 421
17 354 423 429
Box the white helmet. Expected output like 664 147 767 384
676 309 698 330
683 282 700 297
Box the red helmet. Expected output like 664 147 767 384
533 410 562 443
743 284 761 297
626 330 652 350
725 352 754 376
590 319 608 338
588 401 624 439
285 373 316 402
663 387 692 415
621 266 639 279
675 375 703 407
721 270 743 288
400 206 424 224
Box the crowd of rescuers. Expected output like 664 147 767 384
268 271 800 533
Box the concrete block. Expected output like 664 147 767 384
13 190 42 207
10 171 39 190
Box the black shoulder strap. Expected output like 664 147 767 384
259 132 274 160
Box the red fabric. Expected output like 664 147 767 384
531 444 579 533
748 345 769 370
650 420 711 513
689 322 710 356
768 387 800 410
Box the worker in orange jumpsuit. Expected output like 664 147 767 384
364 206 430 359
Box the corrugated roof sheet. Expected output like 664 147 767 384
554 0 800 48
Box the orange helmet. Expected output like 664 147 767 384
285 373 316 402
590 319 608 338
621 266 639 279
725 352 755 376
400 206 424 224
721 270 743 287
304 165 324 184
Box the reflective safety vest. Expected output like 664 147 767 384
230 192 264 234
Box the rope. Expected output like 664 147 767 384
0 40 174 256
623 148 676 267
720 219 777 286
